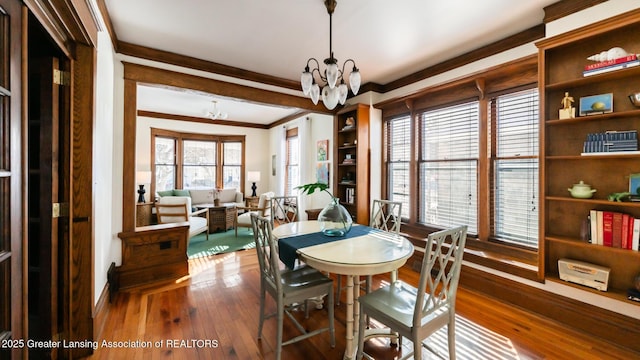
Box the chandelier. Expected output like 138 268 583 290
207 100 228 120
300 0 361 110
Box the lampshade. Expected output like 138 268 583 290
247 171 261 182
136 171 151 184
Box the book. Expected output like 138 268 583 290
628 216 636 250
584 54 638 71
589 210 598 244
633 218 640 251
622 216 628 248
602 211 613 247
612 212 623 248
596 210 604 246
583 59 640 76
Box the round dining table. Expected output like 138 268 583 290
272 220 414 360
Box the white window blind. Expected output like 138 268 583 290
386 116 411 219
493 88 539 247
183 140 216 189
285 134 299 197
419 102 479 234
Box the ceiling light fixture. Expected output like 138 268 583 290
300 0 361 110
207 100 228 120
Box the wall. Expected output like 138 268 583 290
93 31 117 305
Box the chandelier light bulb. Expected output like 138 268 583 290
325 61 339 89
322 86 340 110
310 83 320 105
349 68 361 95
338 82 348 105
301 69 313 95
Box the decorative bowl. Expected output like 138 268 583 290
568 180 596 199
629 92 640 107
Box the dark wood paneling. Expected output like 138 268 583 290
543 0 608 23
137 110 270 130
122 79 136 232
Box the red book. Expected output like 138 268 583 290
629 216 636 250
612 212 623 248
602 211 614 247
622 214 629 249
584 54 638 70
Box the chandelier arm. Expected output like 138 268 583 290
341 58 357 74
310 65 327 83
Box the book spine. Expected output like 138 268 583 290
584 54 638 70
596 211 604 246
627 215 635 250
633 218 640 251
612 212 623 248
589 210 598 244
602 211 613 247
621 214 629 249
583 60 640 76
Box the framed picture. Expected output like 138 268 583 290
316 163 329 185
317 139 329 161
579 93 613 116
630 173 640 196
271 155 276 176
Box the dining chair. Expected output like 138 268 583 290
337 199 402 304
356 225 467 360
271 195 299 226
234 191 274 237
250 214 335 360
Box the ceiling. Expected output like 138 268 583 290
104 0 559 125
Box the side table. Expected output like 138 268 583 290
197 204 236 233
245 196 259 209
136 202 154 227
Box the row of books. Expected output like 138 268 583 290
344 187 355 204
583 54 640 77
588 210 640 250
582 130 638 154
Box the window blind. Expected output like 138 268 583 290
154 137 176 191
285 134 299 197
386 116 411 219
493 88 539 247
223 142 241 190
419 102 479 234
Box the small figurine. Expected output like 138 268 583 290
607 192 631 202
587 47 629 62
559 92 575 119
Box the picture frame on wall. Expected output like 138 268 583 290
316 162 329 185
579 93 613 116
630 173 640 196
317 139 329 161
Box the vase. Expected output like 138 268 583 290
318 197 353 236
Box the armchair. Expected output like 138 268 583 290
156 196 209 241
234 191 274 237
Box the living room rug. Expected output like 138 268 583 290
187 230 255 259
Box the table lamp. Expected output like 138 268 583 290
136 171 152 203
247 171 261 197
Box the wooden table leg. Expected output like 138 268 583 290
344 275 355 360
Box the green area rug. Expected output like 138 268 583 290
187 229 255 259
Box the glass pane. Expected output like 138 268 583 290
223 142 241 165
155 137 175 164
420 160 478 234
387 116 411 218
184 165 216 189
184 140 216 165
495 159 538 247
155 165 175 191
421 102 479 160
497 89 539 157
222 165 239 190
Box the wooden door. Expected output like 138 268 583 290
28 56 68 359
0 0 24 358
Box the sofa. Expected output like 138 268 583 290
157 188 244 208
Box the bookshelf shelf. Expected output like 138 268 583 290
545 65 640 91
545 109 640 125
546 196 640 208
546 275 635 304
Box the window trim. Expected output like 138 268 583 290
150 128 246 196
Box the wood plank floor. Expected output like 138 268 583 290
88 249 638 359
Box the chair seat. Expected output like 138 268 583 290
281 265 333 292
188 216 208 237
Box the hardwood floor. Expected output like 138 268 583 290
88 249 638 359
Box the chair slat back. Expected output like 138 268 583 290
415 225 467 325
370 199 402 234
257 192 275 217
271 196 298 226
156 203 189 224
251 213 281 291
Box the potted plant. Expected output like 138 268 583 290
296 182 353 236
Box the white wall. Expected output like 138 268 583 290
93 31 117 305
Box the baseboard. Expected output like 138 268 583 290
93 281 111 341
460 266 640 353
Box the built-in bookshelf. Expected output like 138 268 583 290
537 9 640 304
333 104 370 225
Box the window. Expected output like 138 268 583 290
386 116 411 219
183 140 216 189
151 129 245 194
492 88 539 247
285 128 299 197
382 68 539 255
419 102 479 234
